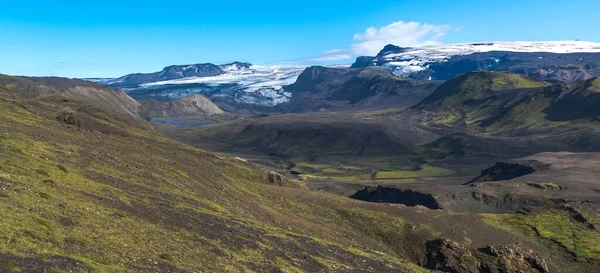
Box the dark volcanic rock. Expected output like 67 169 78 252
468 162 535 184
350 56 376 68
425 238 550 273
349 186 441 210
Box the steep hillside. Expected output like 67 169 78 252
282 66 441 111
543 78 600 121
0 74 141 118
139 94 224 118
0 83 429 272
476 77 600 131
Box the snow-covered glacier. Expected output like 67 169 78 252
352 41 600 81
114 65 305 107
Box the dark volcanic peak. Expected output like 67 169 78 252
351 41 600 82
111 63 224 86
376 44 411 57
219 61 252 71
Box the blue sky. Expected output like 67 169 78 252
1 0 599 78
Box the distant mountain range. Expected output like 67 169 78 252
83 41 600 113
351 41 600 82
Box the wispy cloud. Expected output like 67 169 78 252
309 20 455 62
307 49 354 62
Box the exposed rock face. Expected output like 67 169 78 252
561 204 597 231
468 162 536 184
350 184 567 213
263 171 306 189
425 238 550 273
112 63 224 86
349 186 441 210
139 94 224 118
436 191 567 213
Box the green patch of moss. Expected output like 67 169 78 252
526 181 562 190
483 210 600 260
373 164 455 180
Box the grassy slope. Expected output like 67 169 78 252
2 76 598 272
0 87 439 272
484 208 600 264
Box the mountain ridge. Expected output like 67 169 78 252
0 74 141 118
110 63 225 86
352 41 600 82
280 66 441 112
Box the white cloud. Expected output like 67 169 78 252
307 49 353 62
308 20 453 62
351 21 451 55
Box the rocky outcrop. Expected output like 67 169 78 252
480 244 550 273
263 171 307 189
425 238 550 273
561 205 597 231
426 238 479 272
